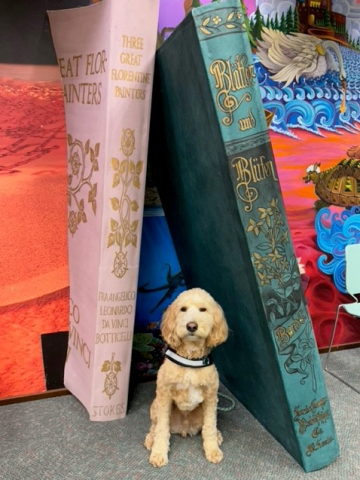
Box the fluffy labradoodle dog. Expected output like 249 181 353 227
144 288 228 468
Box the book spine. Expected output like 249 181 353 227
90 0 159 422
48 2 111 419
192 0 339 470
48 0 159 421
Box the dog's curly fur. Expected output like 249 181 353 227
144 288 228 467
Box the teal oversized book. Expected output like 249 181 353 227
148 0 339 472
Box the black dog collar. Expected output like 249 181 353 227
165 348 213 368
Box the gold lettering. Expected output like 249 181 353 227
293 398 328 420
70 298 80 324
58 55 82 78
99 305 133 315
306 437 334 457
293 397 331 435
111 318 129 328
238 109 256 132
63 83 102 105
67 299 92 367
119 52 142 66
122 35 144 50
95 331 133 343
232 156 257 212
98 290 136 302
231 155 278 211
275 315 305 348
68 323 92 368
85 50 107 75
311 427 324 438
111 68 151 84
114 86 146 100
92 403 126 417
209 53 256 125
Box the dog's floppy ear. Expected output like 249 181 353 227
205 301 228 348
160 302 181 349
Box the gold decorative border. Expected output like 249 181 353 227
67 135 99 236
107 129 143 278
199 10 245 36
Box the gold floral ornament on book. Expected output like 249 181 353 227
102 353 121 400
246 198 299 315
247 197 317 391
199 10 245 35
108 129 143 278
67 135 99 236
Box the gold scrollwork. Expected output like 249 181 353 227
235 182 258 212
67 134 99 236
220 92 252 126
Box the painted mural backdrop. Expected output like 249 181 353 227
251 0 360 349
158 0 360 350
0 0 90 401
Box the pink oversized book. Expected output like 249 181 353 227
48 0 159 421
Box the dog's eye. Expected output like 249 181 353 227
199 307 207 312
180 307 187 312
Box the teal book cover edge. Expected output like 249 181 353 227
152 0 340 472
191 1 339 471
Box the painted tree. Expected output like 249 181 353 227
280 12 286 32
293 6 300 32
324 8 331 28
273 12 279 30
240 0 257 49
286 6 293 33
252 7 264 41
331 16 336 31
250 16 255 32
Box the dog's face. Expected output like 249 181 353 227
161 288 228 351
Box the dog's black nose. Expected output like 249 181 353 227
186 322 198 333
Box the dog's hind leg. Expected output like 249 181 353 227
184 405 203 437
144 400 156 450
170 405 203 437
144 428 155 451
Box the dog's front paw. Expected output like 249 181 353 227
149 451 168 468
204 446 223 464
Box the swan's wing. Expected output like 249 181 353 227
257 28 322 87
257 30 299 73
270 64 303 86
258 27 299 60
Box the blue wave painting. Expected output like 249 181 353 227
254 46 360 138
315 207 360 293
